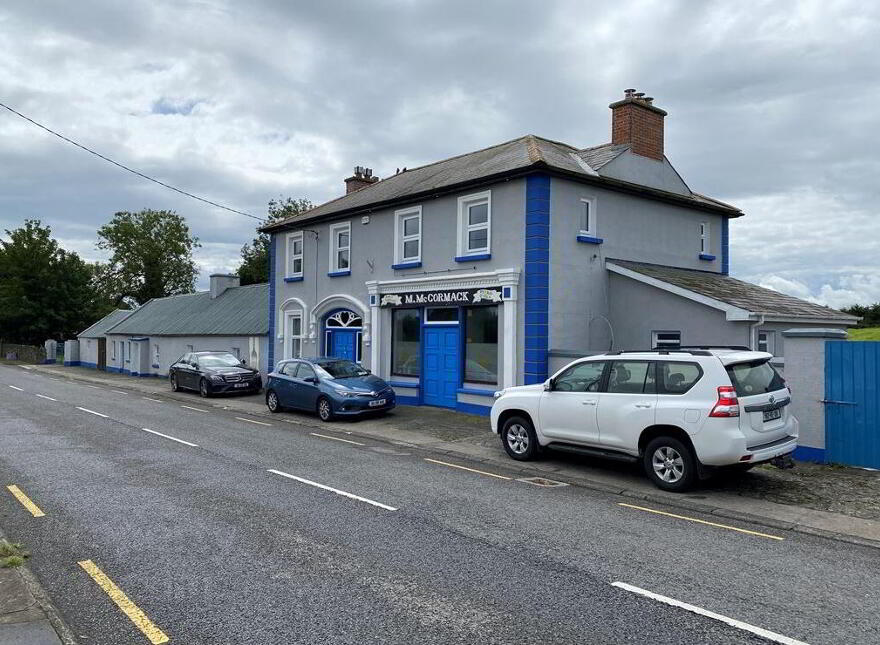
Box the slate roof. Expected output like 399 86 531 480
106 283 269 336
77 309 133 338
262 135 741 233
608 260 857 322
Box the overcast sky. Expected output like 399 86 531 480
1 1 878 307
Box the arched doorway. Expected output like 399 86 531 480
323 309 363 362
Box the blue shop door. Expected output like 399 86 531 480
330 330 357 362
423 326 459 408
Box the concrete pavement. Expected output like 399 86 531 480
2 363 880 643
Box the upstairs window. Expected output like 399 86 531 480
457 191 491 256
329 222 351 273
394 207 422 265
652 330 681 350
700 222 710 254
580 197 596 236
286 232 304 277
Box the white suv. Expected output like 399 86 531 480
490 348 798 491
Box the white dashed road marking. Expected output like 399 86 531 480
611 582 809 645
310 432 365 446
140 428 198 447
268 469 397 511
236 417 271 426
8 385 24 391
35 394 57 401
180 405 206 413
76 407 108 418
142 397 163 403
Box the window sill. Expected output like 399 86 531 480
699 253 716 261
284 276 304 282
327 270 351 277
457 387 497 397
388 380 419 388
392 261 422 270
577 235 603 244
455 253 491 262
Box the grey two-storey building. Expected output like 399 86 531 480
263 90 855 415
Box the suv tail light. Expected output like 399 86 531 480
709 385 740 417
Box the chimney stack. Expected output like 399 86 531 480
609 89 668 161
209 274 240 299
344 166 379 194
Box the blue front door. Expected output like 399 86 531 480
330 330 357 361
423 326 459 408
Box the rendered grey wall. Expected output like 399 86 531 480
549 176 727 355
599 151 691 196
782 335 826 449
607 273 745 350
273 178 527 384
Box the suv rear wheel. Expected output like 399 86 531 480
643 436 697 492
501 416 540 461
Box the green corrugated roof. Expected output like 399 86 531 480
106 283 268 336
78 309 133 338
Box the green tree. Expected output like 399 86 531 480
96 209 200 306
237 197 312 285
842 303 880 327
0 220 113 345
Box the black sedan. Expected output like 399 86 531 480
169 351 262 397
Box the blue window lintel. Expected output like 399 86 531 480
577 235 603 245
391 261 422 270
284 276 304 282
457 387 497 397
327 270 351 277
455 253 491 262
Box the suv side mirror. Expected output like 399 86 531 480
543 378 553 392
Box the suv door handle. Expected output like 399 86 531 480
582 400 597 406
634 403 653 408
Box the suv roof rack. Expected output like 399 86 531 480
609 349 713 356
676 345 752 351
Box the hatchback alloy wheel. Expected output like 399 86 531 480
318 397 332 422
267 390 279 412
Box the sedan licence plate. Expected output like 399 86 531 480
234 382 249 388
763 408 782 422
369 399 386 407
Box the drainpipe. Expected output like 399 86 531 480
749 314 765 350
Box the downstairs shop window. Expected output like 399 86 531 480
465 306 498 384
392 309 421 377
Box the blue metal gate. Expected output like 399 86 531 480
825 341 880 468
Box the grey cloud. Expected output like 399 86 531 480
1 0 878 305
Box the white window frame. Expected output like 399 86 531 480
579 197 597 236
153 344 159 365
700 221 710 254
394 206 422 264
456 190 492 256
284 311 304 359
652 330 681 349
285 231 304 278
757 330 775 354
329 221 351 273
424 307 460 325
111 341 117 360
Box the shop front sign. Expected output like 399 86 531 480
379 287 502 308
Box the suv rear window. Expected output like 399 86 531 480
657 362 702 395
725 360 785 396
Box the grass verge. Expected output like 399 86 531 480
848 327 880 341
0 539 30 568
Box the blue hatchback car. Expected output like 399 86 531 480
265 358 396 421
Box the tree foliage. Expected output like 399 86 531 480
842 303 880 328
0 220 113 345
96 209 200 306
237 197 312 285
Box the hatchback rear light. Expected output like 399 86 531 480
709 385 740 417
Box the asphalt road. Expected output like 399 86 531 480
0 364 877 645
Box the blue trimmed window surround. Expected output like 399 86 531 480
392 261 422 270
699 253 716 261
328 270 351 278
284 276 304 282
268 234 276 372
577 235 603 245
524 174 550 385
457 387 496 397
455 253 491 262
